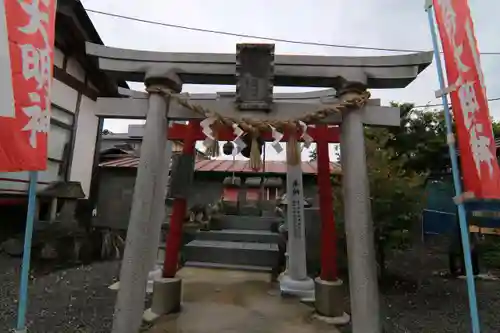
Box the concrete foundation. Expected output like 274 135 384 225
143 277 182 322
314 277 348 322
279 274 315 300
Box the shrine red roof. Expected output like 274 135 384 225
100 157 341 175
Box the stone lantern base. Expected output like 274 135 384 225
279 274 315 300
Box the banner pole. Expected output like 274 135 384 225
425 3 480 333
15 171 39 333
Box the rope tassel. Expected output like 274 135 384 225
249 134 262 170
206 138 220 158
286 135 300 166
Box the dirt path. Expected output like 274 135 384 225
146 268 339 333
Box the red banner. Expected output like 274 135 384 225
433 0 500 199
0 0 56 172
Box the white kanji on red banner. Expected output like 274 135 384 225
434 0 500 198
18 0 52 148
469 124 495 178
22 92 50 148
0 0 56 171
437 0 496 180
0 0 15 118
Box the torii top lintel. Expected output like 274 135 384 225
86 42 433 89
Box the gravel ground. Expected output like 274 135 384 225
0 255 120 333
338 246 500 333
1 246 500 333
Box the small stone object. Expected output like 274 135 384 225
1 238 24 256
40 243 58 260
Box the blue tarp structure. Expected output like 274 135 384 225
423 177 500 235
423 178 457 236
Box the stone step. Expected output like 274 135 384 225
184 261 272 272
196 229 280 243
185 240 279 268
212 215 282 231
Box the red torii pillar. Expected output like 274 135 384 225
316 124 338 281
163 121 199 277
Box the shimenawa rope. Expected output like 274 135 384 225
145 86 370 167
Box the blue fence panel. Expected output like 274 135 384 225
422 209 456 236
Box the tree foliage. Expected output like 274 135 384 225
365 127 426 275
332 125 426 276
319 103 500 276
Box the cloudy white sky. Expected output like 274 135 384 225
82 0 500 161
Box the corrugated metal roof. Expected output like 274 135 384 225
100 157 341 175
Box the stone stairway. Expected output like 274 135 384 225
184 215 282 272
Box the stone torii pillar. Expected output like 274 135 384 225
339 83 382 333
111 71 181 333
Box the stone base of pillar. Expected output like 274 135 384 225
312 312 351 326
279 274 315 300
314 277 349 323
143 277 182 323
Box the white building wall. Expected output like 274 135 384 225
0 50 100 198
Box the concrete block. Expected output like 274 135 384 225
196 229 280 243
314 277 347 321
212 215 282 231
184 261 272 273
143 277 182 322
185 240 278 267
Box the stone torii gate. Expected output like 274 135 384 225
87 42 432 333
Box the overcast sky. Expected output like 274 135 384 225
82 0 500 161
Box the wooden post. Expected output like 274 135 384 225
316 124 338 281
49 198 58 222
163 121 199 277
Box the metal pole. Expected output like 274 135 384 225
16 171 38 333
425 4 480 333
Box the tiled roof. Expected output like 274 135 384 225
100 157 341 175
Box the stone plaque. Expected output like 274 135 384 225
235 43 274 111
169 154 195 199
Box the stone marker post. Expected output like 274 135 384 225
279 135 315 299
339 87 381 333
111 72 181 333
